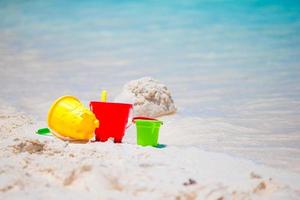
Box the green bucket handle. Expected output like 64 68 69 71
132 116 163 125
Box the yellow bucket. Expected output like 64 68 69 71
48 96 99 141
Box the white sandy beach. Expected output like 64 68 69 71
1 1 300 199
1 104 300 200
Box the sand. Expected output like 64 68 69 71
114 77 177 117
1 105 300 200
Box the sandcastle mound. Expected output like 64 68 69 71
115 77 176 117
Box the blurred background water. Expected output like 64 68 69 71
1 0 300 172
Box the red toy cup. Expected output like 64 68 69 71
90 101 132 143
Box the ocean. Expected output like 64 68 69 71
1 0 300 173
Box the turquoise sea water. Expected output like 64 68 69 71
1 1 300 172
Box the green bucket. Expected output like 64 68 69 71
134 119 163 147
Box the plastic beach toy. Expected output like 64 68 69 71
90 90 132 143
36 128 51 135
48 95 99 141
132 117 163 147
101 90 107 102
90 102 132 143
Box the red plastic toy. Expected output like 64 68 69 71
90 101 132 143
